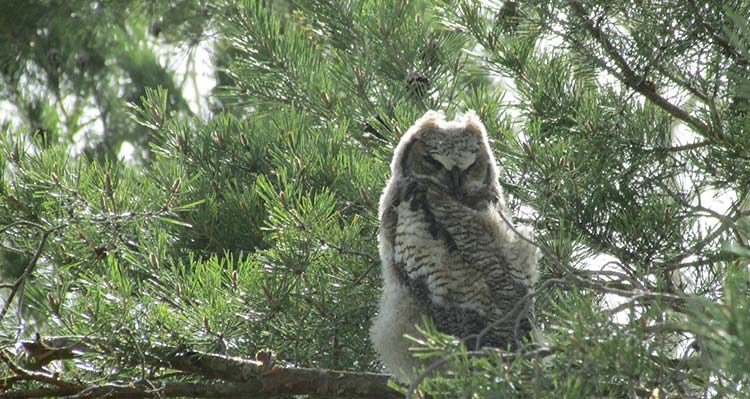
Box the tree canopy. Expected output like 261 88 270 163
1 0 749 398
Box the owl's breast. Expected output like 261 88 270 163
393 198 491 314
426 192 532 299
393 201 446 280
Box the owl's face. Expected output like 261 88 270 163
393 111 498 199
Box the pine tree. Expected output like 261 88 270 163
1 1 749 398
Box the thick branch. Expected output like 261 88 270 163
9 336 401 399
1 380 392 399
566 0 714 137
1 388 80 399
150 348 398 398
0 350 82 391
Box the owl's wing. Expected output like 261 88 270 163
422 190 534 348
386 183 488 335
386 180 535 348
379 187 399 255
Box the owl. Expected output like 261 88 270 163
370 110 539 382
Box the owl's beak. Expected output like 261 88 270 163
449 166 463 196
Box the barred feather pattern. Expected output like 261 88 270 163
394 183 533 349
370 110 539 383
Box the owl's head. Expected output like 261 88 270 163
391 110 500 198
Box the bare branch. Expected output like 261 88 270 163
648 139 712 153
0 388 79 399
0 350 83 392
12 336 401 399
2 379 392 399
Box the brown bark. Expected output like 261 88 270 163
1 336 402 399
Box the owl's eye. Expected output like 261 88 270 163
424 153 442 168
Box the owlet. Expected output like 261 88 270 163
370 110 539 382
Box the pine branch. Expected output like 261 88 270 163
0 224 65 323
6 336 401 399
404 208 690 398
565 0 715 138
686 0 750 68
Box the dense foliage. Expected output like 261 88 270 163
1 0 749 398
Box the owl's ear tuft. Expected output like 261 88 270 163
414 110 444 131
391 111 443 175
461 110 487 137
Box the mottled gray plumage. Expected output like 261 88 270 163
370 110 539 382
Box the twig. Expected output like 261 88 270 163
317 238 375 261
495 201 684 305
405 345 557 399
349 260 380 287
0 225 64 323
405 354 453 399
474 277 566 351
0 220 47 235
647 140 712 153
